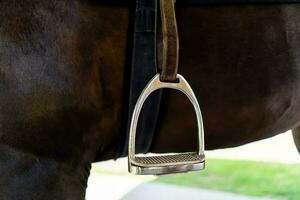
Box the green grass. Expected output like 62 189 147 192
155 159 300 200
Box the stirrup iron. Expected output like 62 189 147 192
128 74 205 175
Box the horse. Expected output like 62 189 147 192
1 0 300 199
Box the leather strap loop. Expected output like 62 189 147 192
159 0 179 82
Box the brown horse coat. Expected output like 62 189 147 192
0 1 300 199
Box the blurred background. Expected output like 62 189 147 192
86 131 300 200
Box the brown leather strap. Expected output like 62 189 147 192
159 0 179 82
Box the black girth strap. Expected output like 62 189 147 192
118 0 162 157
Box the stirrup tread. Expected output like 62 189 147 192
134 153 204 167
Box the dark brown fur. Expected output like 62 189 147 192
1 1 300 199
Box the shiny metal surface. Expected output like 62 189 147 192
130 160 205 175
128 74 205 175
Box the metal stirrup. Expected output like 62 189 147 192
128 74 205 175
